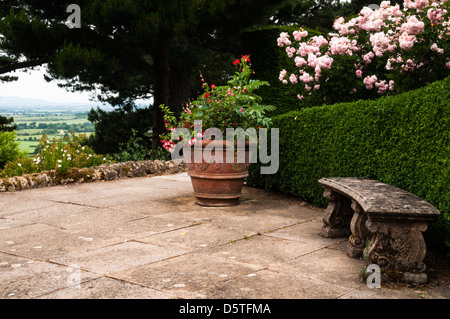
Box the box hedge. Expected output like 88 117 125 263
247 76 450 252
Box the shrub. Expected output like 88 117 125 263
0 130 23 169
277 0 450 106
0 132 111 178
247 76 450 253
240 25 322 115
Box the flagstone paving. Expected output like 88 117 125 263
0 172 448 299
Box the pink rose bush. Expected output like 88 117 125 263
277 0 449 104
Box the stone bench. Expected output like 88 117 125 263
318 177 441 284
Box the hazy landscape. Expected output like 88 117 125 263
0 96 110 156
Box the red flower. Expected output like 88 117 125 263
242 55 250 62
211 84 216 89
204 92 210 98
233 59 240 65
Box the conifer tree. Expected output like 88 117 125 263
0 0 285 148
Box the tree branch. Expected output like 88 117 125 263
0 57 49 75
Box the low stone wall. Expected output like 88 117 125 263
0 160 187 192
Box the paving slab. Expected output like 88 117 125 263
0 252 100 299
36 276 173 299
51 241 190 275
197 268 354 299
110 252 265 299
0 172 448 301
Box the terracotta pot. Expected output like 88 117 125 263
184 139 250 206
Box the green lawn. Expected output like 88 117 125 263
9 112 94 156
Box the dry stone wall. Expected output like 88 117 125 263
0 160 187 192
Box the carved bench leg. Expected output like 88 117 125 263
347 201 369 258
364 219 428 283
320 189 353 238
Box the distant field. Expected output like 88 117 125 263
1 110 95 156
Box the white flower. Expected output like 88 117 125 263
18 163 22 167
60 130 64 135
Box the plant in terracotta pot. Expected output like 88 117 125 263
160 55 275 206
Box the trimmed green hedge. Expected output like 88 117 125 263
241 26 322 115
248 76 450 252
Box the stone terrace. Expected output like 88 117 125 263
0 173 449 299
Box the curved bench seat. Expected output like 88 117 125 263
318 177 441 284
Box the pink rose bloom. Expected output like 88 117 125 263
360 7 374 18
279 69 287 81
289 74 298 84
400 15 425 35
370 32 391 56
277 32 291 47
299 72 314 83
389 80 395 91
286 46 296 58
427 8 444 26
356 70 363 78
307 53 318 68
315 55 333 70
311 35 329 47
403 0 416 9
294 56 307 67
399 32 416 51
363 75 378 89
293 30 308 41
415 0 429 10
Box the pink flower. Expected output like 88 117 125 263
293 30 308 41
294 56 307 67
286 46 296 58
277 32 291 47
370 32 391 56
415 0 429 10
279 69 287 81
289 74 298 84
427 8 445 26
356 70 363 78
363 75 378 90
311 35 329 47
400 15 425 35
389 80 395 91
299 72 314 83
329 36 353 55
399 32 416 51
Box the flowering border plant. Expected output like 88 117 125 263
0 132 111 178
278 0 449 104
160 55 275 152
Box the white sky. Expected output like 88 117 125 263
0 66 99 104
1 66 153 106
